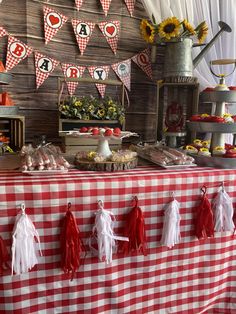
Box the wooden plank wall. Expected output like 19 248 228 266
0 0 163 145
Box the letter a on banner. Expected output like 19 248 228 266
100 0 112 16
88 66 110 98
61 63 86 95
98 21 120 54
112 59 131 91
34 52 59 89
75 0 83 11
5 36 33 72
43 6 68 45
72 19 95 55
131 48 153 80
124 0 136 16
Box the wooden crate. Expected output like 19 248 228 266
0 115 25 151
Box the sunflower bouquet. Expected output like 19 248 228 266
59 95 125 125
140 16 208 44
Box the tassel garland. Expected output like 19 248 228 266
89 200 128 264
195 186 214 239
121 196 147 255
11 204 42 275
160 198 181 248
212 187 235 232
61 203 84 280
0 235 9 275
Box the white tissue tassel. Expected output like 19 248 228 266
160 199 181 248
11 213 42 275
212 190 235 232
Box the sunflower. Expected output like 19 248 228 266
140 19 155 43
196 21 208 44
182 19 195 35
158 17 181 40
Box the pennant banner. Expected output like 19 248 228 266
88 66 110 98
98 21 120 55
132 49 153 80
35 52 59 89
75 0 83 11
100 0 112 16
5 36 33 72
124 0 136 16
0 27 7 38
43 6 68 45
61 63 86 95
72 19 95 55
112 59 131 91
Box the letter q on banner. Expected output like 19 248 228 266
5 36 33 72
61 63 86 95
131 48 153 80
34 52 60 89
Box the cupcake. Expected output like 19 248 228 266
223 113 234 123
198 147 211 157
202 140 210 149
182 145 198 155
193 139 203 149
212 146 226 157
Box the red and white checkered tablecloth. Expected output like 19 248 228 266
0 166 236 314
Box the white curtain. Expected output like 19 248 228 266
141 0 236 89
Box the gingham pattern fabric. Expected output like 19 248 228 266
43 6 68 45
132 48 153 80
61 63 86 95
124 0 136 16
100 0 112 16
34 52 60 89
71 19 96 55
75 0 83 11
0 26 7 38
88 65 110 98
0 167 236 313
112 59 131 91
5 36 33 72
98 21 120 55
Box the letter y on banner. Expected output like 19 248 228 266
61 63 86 95
34 52 60 89
5 36 33 72
88 66 110 98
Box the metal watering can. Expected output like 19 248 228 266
163 21 232 79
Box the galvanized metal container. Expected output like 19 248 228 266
163 38 193 78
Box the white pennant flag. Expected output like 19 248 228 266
112 59 131 91
132 48 153 80
72 19 95 55
43 6 68 45
124 0 136 16
61 63 86 95
0 27 7 38
88 65 110 98
34 52 59 89
100 0 112 16
75 0 83 11
98 21 120 54
5 36 33 72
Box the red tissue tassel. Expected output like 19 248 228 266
61 203 84 280
195 186 214 239
121 196 147 255
0 235 9 275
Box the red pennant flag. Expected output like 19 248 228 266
72 19 95 55
0 27 7 38
112 59 131 91
98 21 120 54
132 49 153 80
88 65 110 98
61 63 86 95
43 6 68 45
100 0 112 16
75 0 83 11
124 0 136 16
5 36 33 72
34 52 59 89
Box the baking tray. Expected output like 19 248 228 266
187 121 236 133
192 155 236 169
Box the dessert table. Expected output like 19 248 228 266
0 166 236 314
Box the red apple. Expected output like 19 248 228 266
92 128 100 135
80 126 88 133
104 129 113 136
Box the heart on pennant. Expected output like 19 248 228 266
106 26 115 36
49 14 60 26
